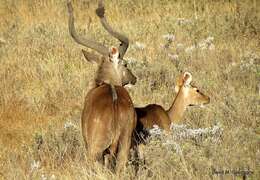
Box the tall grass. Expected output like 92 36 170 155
0 0 259 179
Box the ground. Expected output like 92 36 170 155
0 0 259 179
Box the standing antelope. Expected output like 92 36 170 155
135 72 210 133
67 0 137 173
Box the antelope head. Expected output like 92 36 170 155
67 0 136 87
175 72 210 107
82 47 136 87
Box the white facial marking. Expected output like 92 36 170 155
124 84 133 88
109 47 120 74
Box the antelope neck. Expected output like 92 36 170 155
167 86 188 123
97 62 122 86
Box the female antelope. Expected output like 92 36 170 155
135 72 210 132
132 72 210 168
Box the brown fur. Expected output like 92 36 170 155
135 72 210 133
132 72 210 170
67 1 137 173
135 105 171 131
80 52 136 174
82 84 136 173
82 49 136 91
81 48 137 174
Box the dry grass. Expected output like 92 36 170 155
0 0 259 179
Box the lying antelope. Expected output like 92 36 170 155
132 72 210 168
135 72 210 133
67 0 137 173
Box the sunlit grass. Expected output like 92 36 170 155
0 0 259 179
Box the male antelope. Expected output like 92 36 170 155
67 1 137 173
135 72 210 132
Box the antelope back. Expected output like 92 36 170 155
81 84 136 173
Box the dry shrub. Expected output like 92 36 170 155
0 0 259 179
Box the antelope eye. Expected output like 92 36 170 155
120 61 127 67
196 89 200 92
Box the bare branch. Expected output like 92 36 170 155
67 1 109 56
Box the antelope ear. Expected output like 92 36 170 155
183 72 192 85
109 46 119 63
82 49 103 64
175 72 185 92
